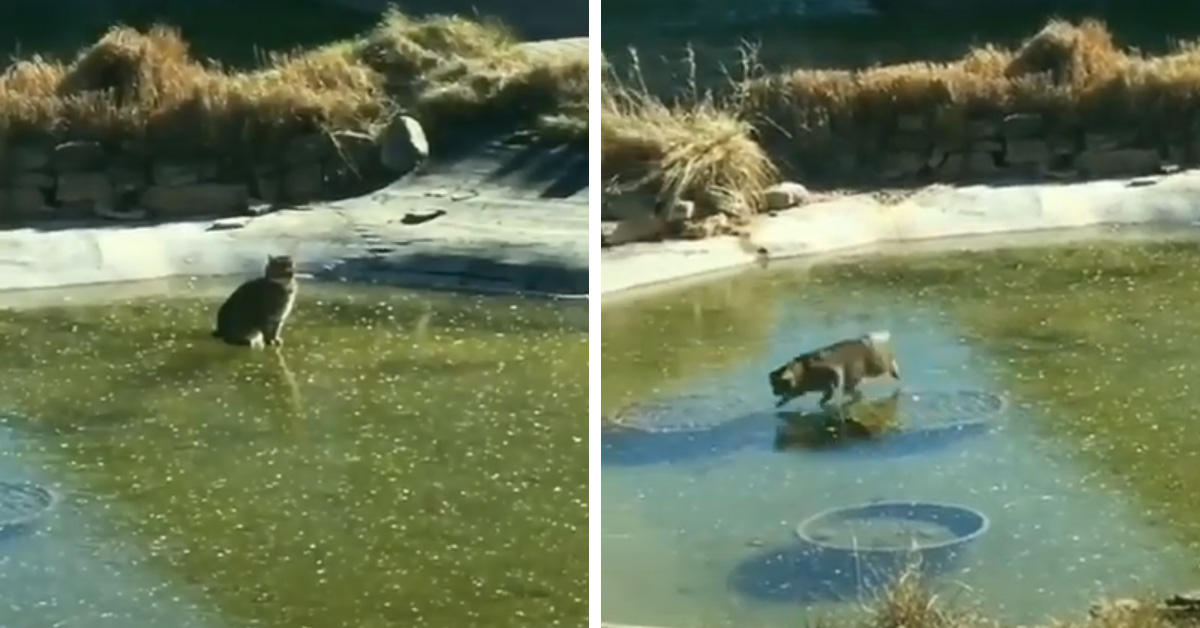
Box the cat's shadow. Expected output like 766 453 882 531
773 390 903 452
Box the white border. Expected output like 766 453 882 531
588 2 602 626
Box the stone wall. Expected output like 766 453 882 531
0 119 426 224
787 112 1183 186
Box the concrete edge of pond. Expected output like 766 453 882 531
601 170 1200 301
0 181 588 301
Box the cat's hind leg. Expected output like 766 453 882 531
215 329 263 348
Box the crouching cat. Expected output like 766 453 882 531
212 255 298 348
768 330 901 408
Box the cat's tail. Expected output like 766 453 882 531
863 330 891 345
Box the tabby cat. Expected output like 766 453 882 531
211 255 298 348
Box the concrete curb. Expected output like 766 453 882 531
0 220 587 299
600 171 1200 298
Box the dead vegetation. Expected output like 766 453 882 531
600 18 1200 237
851 570 1176 628
601 45 778 239
0 7 587 160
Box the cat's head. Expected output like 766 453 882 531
264 255 297 282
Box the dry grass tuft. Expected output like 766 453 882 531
601 46 778 226
0 8 586 158
853 571 1177 628
866 569 980 628
0 24 384 155
415 43 588 141
356 8 519 86
357 7 587 143
1006 18 1126 84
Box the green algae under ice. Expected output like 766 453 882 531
0 282 587 628
600 235 1200 628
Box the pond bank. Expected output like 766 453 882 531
600 170 1200 300
0 141 588 300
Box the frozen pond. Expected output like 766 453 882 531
0 281 588 628
601 238 1200 627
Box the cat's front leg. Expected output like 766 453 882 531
263 320 284 346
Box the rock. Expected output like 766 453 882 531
890 130 932 153
973 138 1005 154
1001 113 1044 139
1164 591 1200 609
967 118 1000 140
603 215 666 247
602 189 657 221
140 183 249 217
253 167 283 204
94 206 149 221
13 171 54 189
151 161 217 186
1085 133 1123 151
56 172 113 203
896 114 927 133
1076 148 1161 178
880 151 928 180
1043 152 1078 178
832 150 858 179
1003 139 1050 165
664 199 695 222
284 133 332 166
57 199 96 216
9 144 50 171
52 141 105 172
327 130 382 185
0 186 50 221
282 163 324 202
207 217 251 231
330 130 379 171
763 182 810 211
1089 598 1143 619
108 165 147 192
379 114 430 174
681 212 731 239
245 202 275 217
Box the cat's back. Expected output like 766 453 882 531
221 276 289 314
243 276 292 307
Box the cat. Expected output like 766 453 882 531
768 330 901 409
211 255 298 348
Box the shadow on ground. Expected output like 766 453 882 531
404 130 589 200
317 249 588 297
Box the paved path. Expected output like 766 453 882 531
253 138 588 296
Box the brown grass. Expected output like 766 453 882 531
744 17 1192 168
602 46 778 233
601 18 1200 235
0 7 587 160
850 569 1175 628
